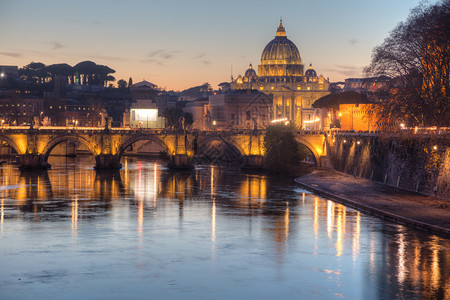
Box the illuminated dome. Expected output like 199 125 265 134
258 20 304 78
244 64 257 77
305 64 317 77
244 63 258 82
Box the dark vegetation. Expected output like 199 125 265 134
365 0 449 128
263 124 310 175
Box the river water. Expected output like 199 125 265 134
0 156 449 299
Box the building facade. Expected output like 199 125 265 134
206 89 272 130
128 80 165 128
230 20 330 129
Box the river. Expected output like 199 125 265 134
0 156 449 299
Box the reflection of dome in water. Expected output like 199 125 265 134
258 20 304 78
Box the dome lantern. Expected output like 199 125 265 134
276 19 286 37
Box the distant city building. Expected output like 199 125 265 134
0 66 18 78
128 80 165 128
46 101 105 127
184 97 209 130
230 20 330 129
130 80 158 101
0 95 44 125
206 89 273 130
344 76 390 93
312 91 379 131
156 91 178 116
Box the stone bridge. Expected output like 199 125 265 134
0 127 326 169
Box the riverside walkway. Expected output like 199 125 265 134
295 169 450 238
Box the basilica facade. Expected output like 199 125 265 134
230 20 330 129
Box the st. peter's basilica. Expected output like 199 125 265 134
230 20 330 129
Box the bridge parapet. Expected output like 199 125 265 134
1 127 329 170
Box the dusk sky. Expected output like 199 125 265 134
0 0 437 91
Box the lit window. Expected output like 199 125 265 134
307 87 311 90
271 86 274 90
297 86 301 90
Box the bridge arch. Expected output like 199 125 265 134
42 135 97 160
0 134 24 155
118 134 169 157
295 136 322 166
196 135 244 163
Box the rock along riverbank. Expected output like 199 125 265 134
295 169 450 238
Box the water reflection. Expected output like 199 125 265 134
0 156 448 299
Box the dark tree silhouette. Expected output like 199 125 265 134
117 79 127 89
18 62 46 83
365 0 449 128
264 124 307 174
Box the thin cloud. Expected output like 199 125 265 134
0 52 22 58
202 60 211 65
193 53 206 59
141 58 164 66
148 50 164 57
51 42 64 50
349 38 359 46
147 49 180 60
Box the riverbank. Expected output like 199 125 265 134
295 169 450 238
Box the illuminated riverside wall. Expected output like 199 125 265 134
328 132 450 200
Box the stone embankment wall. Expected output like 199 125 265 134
328 132 450 200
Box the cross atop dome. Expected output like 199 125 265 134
276 18 286 37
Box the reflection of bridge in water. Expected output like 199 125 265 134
0 127 326 169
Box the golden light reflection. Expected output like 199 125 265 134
313 197 319 240
352 212 360 262
138 197 144 236
369 232 375 272
284 202 289 241
15 178 27 204
124 158 128 186
71 197 78 235
397 229 406 285
327 200 334 238
238 175 267 209
335 205 345 257
430 236 441 292
412 242 421 286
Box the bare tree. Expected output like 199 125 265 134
365 1 449 128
